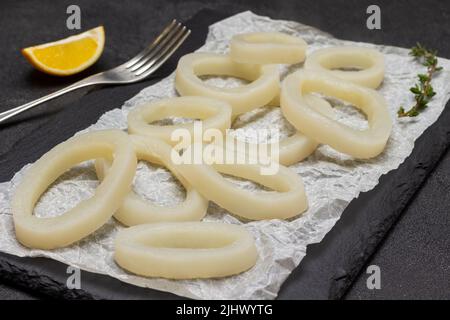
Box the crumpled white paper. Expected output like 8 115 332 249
1 11 449 300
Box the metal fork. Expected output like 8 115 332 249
0 20 190 125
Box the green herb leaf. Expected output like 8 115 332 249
398 44 442 118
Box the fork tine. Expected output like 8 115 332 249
125 19 178 68
128 22 183 72
135 27 190 77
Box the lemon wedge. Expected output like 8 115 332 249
22 26 105 76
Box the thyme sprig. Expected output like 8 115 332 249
398 43 442 117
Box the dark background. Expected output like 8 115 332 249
0 0 448 299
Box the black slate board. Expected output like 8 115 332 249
0 3 449 300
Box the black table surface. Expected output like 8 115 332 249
0 0 449 300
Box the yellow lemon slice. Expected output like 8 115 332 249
22 26 105 76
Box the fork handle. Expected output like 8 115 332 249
0 78 95 125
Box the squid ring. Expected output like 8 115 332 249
175 143 308 220
304 46 385 89
230 32 307 64
96 135 208 226
127 96 232 145
228 95 335 166
114 222 258 279
12 130 137 249
175 53 280 116
281 70 392 158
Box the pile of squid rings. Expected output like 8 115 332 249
12 32 392 280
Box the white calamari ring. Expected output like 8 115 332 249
304 46 385 89
114 222 258 279
12 130 137 249
281 70 392 158
96 135 208 226
175 53 280 116
230 32 307 64
127 96 232 145
175 143 308 220
228 95 335 166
